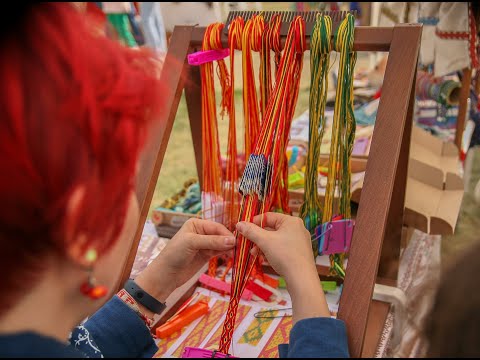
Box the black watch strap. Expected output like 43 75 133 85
124 279 166 315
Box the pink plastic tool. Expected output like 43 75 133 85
198 274 253 301
187 48 230 66
316 219 355 255
182 347 236 358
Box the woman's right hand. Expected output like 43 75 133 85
235 212 316 282
236 212 331 322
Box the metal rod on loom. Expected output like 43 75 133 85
223 10 355 35
189 26 393 51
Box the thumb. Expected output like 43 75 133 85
236 221 270 248
188 234 236 252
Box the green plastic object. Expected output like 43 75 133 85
288 171 304 189
321 281 337 292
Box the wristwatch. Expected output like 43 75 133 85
123 279 167 315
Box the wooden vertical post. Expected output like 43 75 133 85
337 24 421 358
184 56 204 188
118 26 195 289
377 71 416 280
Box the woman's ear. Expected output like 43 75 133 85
64 185 93 268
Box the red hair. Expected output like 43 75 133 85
0 3 164 312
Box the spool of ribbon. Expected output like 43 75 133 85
416 71 461 106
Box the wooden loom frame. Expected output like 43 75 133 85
118 23 422 358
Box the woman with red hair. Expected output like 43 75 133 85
0 3 351 358
0 3 238 357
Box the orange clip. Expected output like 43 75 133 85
155 299 209 339
254 273 279 289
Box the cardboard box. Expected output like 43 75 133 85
152 209 200 228
404 158 463 235
402 126 464 235
410 126 463 188
152 209 201 238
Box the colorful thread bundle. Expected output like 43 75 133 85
242 15 265 161
321 13 356 277
260 14 282 119
200 23 233 277
200 22 231 223
259 14 290 214
300 14 332 256
222 17 244 232
218 16 306 354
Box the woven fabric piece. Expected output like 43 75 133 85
239 309 275 346
258 316 293 358
203 303 251 350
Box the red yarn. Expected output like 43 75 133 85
0 3 165 314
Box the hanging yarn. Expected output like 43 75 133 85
200 23 232 276
300 14 332 256
218 16 306 354
201 22 231 217
245 15 283 281
416 70 461 107
258 14 290 214
322 13 356 278
242 14 264 161
241 14 269 284
222 16 244 231
260 14 281 119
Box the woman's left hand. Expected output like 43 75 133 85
135 218 235 310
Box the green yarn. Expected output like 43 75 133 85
300 14 332 257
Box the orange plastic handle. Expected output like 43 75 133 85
156 300 209 339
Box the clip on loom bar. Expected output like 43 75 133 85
187 48 230 66
182 347 236 358
315 219 355 255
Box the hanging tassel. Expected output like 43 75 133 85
200 23 232 276
323 13 356 278
242 15 264 161
222 16 244 231
301 14 332 256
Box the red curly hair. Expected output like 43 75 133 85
0 3 164 313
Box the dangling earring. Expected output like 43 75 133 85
80 249 108 300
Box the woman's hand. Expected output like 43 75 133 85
135 218 235 315
236 212 315 283
236 212 331 323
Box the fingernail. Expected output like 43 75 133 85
236 222 245 232
224 237 235 246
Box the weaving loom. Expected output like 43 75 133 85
120 11 422 357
